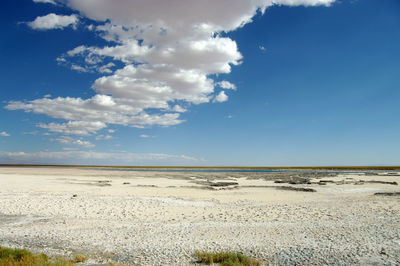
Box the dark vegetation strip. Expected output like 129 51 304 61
195 251 261 266
0 246 87 266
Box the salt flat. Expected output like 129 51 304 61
0 167 399 265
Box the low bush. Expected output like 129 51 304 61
0 246 75 266
71 254 87 263
195 251 261 266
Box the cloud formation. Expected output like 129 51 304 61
95 134 113 140
0 131 10 137
10 0 336 136
28 13 78 30
53 136 95 148
38 121 107 136
217 81 237 90
214 91 229 103
140 134 156 138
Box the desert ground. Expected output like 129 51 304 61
0 166 399 265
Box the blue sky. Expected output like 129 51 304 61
1 0 399 166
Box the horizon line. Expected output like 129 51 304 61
0 164 400 170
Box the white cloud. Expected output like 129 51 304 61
259 45 266 51
214 91 228 103
10 0 336 133
38 121 107 135
98 62 115 73
6 95 183 132
53 136 95 148
64 1 334 33
172 105 187 113
33 0 57 4
217 81 236 90
92 64 214 105
139 134 156 138
44 94 52 98
96 134 113 140
0 150 201 165
71 64 89 72
28 13 79 30
0 131 10 137
62 147 77 151
56 57 66 63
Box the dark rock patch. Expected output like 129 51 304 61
275 186 316 192
365 180 397 185
209 182 239 187
374 192 400 196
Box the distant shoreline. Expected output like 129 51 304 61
0 164 399 170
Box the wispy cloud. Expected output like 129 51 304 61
38 121 107 136
53 136 95 148
33 0 57 5
140 134 156 139
0 150 201 165
96 134 113 140
23 131 39 135
7 95 182 134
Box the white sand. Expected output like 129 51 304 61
0 167 399 265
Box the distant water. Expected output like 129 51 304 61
97 168 380 174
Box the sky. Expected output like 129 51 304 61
0 0 399 166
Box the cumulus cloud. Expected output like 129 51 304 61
28 13 78 30
0 150 201 165
0 131 10 137
53 136 95 148
33 0 57 4
10 0 336 134
217 81 237 90
214 91 228 103
63 0 334 32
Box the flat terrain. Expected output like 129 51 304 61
0 167 399 265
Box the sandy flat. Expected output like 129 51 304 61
0 167 399 265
